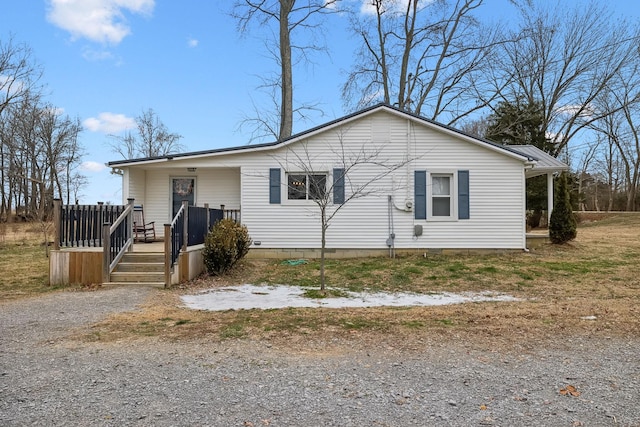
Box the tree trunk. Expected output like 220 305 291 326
320 206 326 291
278 1 294 140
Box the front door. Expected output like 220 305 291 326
172 177 195 218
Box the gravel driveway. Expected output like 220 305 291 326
1 287 639 426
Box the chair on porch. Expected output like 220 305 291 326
133 205 156 242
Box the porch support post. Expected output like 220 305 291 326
547 172 554 225
164 224 171 288
53 199 61 250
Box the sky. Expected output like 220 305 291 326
1 0 638 204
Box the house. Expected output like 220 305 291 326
107 103 568 257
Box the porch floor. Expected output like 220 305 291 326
132 241 164 252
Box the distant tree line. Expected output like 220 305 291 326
234 0 640 212
0 36 182 222
0 37 84 222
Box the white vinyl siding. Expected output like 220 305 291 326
121 108 527 249
240 112 524 249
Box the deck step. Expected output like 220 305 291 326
110 271 165 283
110 250 166 285
104 282 165 288
115 262 164 273
121 252 164 263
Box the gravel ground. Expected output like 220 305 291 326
1 287 639 426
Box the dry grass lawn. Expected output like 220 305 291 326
0 222 54 300
83 214 640 352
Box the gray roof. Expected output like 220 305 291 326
108 104 532 167
506 145 569 177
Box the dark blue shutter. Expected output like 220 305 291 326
415 170 427 220
269 168 281 204
333 168 345 204
458 170 470 219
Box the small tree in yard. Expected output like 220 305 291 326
549 172 577 244
203 219 252 275
275 132 413 291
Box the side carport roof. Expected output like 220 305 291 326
506 145 569 178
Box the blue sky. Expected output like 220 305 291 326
1 0 637 204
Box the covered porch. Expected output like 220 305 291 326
509 145 570 248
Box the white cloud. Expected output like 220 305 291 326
187 38 199 48
83 112 136 133
80 161 108 172
556 104 596 118
81 47 116 62
46 0 155 44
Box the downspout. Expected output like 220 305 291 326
406 119 411 204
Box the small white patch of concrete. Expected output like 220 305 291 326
180 284 520 311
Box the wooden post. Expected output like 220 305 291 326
164 224 171 288
204 203 210 233
97 202 103 246
53 199 61 250
102 222 111 284
182 200 189 251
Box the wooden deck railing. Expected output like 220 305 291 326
164 203 240 287
53 199 127 249
53 199 240 287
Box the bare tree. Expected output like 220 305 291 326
1 92 84 220
342 0 519 126
109 108 183 159
575 141 599 211
0 36 41 117
69 172 88 204
590 76 640 211
232 0 337 141
0 36 42 220
595 136 624 211
272 130 412 290
497 2 640 156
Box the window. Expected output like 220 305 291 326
414 170 470 221
287 173 327 200
431 174 452 217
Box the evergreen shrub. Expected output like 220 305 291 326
203 219 252 275
549 172 577 244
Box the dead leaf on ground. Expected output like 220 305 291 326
559 385 581 397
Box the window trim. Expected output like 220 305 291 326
427 171 457 221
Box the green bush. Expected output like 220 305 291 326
549 172 577 244
203 219 252 275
